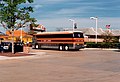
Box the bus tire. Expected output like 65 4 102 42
35 44 39 49
65 45 69 51
75 49 79 51
59 45 63 51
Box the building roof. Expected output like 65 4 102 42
6 30 27 37
65 27 120 36
75 27 99 35
111 30 120 36
0 31 8 38
98 28 105 35
0 31 6 35
23 35 33 38
32 24 46 31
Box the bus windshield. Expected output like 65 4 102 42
74 32 84 38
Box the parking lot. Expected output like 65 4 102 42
0 49 120 82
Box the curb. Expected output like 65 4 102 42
82 48 120 51
0 52 47 61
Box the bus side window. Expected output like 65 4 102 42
78 34 80 37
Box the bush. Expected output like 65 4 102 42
86 42 119 48
85 42 97 48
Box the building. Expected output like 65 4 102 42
6 30 32 43
0 24 46 44
65 27 120 43
0 31 8 43
29 24 46 33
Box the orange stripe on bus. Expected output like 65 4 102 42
37 42 84 44
37 38 83 40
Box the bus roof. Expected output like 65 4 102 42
35 31 83 35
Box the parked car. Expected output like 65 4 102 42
0 42 24 52
1 42 12 52
0 44 4 52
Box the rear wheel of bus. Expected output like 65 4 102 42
35 44 39 49
64 45 69 51
59 45 63 51
59 45 69 51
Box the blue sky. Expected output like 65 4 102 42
31 0 120 18
30 0 120 31
1 0 120 32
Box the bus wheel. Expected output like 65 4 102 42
65 45 69 51
59 45 63 51
35 44 39 49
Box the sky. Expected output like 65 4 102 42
1 0 120 32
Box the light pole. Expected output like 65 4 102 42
21 27 23 42
69 19 75 31
90 17 98 43
21 24 26 42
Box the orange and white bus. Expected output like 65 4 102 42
32 31 84 50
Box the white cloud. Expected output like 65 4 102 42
55 7 86 15
34 4 43 9
32 0 67 5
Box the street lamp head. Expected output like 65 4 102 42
90 17 95 19
69 19 74 22
90 17 97 20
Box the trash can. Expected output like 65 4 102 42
14 42 23 52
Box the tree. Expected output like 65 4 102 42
0 0 36 53
102 29 118 43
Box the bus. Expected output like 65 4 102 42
32 31 84 51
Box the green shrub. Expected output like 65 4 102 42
86 42 119 48
86 42 97 48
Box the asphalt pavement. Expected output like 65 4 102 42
0 49 120 82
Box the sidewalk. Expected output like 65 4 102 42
0 52 47 61
0 48 119 60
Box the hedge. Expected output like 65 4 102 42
85 42 119 48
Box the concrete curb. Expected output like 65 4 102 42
0 52 47 61
82 48 120 51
